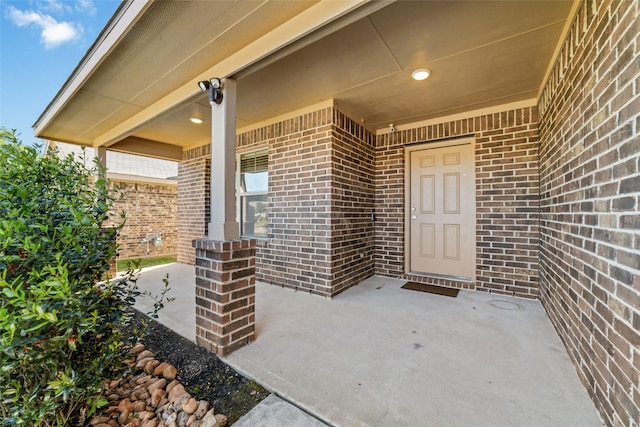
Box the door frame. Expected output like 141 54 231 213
404 137 476 279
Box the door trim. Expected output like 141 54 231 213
404 137 476 279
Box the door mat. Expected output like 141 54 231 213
401 282 459 298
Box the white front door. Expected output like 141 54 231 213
409 141 475 279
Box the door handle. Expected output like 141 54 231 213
411 215 417 220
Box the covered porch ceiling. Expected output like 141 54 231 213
34 0 576 161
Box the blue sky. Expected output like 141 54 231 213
1 0 119 146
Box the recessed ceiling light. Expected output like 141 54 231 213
190 117 203 124
412 69 431 81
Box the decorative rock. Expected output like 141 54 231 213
181 398 198 414
136 357 155 370
213 414 227 427
139 411 155 422
136 375 152 385
165 380 180 393
91 416 112 425
133 400 147 412
137 350 154 361
175 393 192 410
177 411 190 426
194 401 208 418
130 343 146 356
199 412 218 427
151 389 166 407
168 384 186 402
164 366 177 380
118 398 134 413
145 359 161 374
90 345 228 427
153 362 177 381
165 412 177 425
118 409 130 425
148 378 167 394
152 362 170 376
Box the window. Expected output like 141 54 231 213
238 149 268 238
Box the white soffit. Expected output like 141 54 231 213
35 0 575 152
34 0 370 147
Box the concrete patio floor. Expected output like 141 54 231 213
133 263 603 427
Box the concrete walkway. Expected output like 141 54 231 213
133 262 196 342
134 263 603 427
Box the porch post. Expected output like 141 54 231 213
193 78 255 355
209 78 239 241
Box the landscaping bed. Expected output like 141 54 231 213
126 310 269 425
132 312 269 424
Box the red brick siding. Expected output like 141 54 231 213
180 107 375 297
177 153 210 264
262 121 335 296
538 0 639 425
237 107 375 297
329 110 376 295
110 181 177 260
237 108 334 296
375 107 540 297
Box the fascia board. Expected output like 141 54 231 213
33 0 153 137
94 0 370 148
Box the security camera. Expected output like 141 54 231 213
197 78 223 105
389 124 395 132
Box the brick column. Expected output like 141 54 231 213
192 238 256 355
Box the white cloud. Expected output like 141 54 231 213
7 6 83 49
75 0 97 16
40 0 72 15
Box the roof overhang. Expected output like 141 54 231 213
35 0 578 158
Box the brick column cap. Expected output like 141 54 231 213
192 238 257 251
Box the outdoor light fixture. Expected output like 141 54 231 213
412 69 431 81
198 78 223 105
190 117 203 124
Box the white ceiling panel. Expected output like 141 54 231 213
35 0 575 151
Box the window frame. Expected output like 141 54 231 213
236 147 268 239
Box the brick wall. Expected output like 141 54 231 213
252 110 335 296
375 106 540 297
235 107 375 297
111 180 177 260
177 149 210 264
329 111 376 295
538 0 640 425
180 107 375 297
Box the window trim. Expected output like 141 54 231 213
236 147 268 239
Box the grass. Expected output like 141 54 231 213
117 255 177 272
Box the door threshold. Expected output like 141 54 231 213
406 271 474 284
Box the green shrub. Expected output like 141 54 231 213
0 129 162 426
